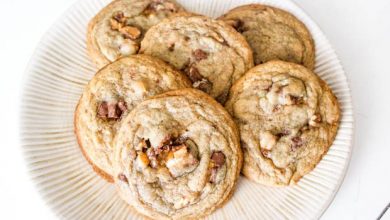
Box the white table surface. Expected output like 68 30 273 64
0 0 389 219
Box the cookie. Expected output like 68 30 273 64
74 55 191 182
225 61 340 186
113 89 242 219
219 4 315 70
87 0 185 68
140 14 254 103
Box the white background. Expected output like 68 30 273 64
0 0 389 219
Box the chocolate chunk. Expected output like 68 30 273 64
144 0 177 15
211 151 225 168
290 95 304 105
292 136 303 144
291 136 303 151
173 136 188 145
155 145 169 155
145 139 151 148
110 12 127 31
113 11 125 23
107 102 120 119
98 100 127 120
118 173 128 183
184 36 190 41
216 90 228 103
192 49 208 62
139 139 151 152
276 130 290 138
185 65 213 93
232 19 242 28
209 167 218 183
313 113 322 123
236 24 247 33
168 43 175 52
308 112 322 127
117 100 127 112
187 66 203 83
97 102 108 119
194 78 212 94
209 152 226 183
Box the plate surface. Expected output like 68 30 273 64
20 0 354 219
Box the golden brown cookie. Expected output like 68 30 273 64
225 61 340 186
140 14 254 103
219 4 315 69
74 55 191 182
87 0 186 68
113 89 242 219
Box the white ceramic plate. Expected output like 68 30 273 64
21 0 354 219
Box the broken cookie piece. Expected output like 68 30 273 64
192 49 208 61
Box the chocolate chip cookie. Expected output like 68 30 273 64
87 0 185 68
140 14 254 103
219 4 315 69
74 55 191 182
113 89 242 219
225 61 340 186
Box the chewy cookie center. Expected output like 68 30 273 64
259 75 310 125
237 73 325 170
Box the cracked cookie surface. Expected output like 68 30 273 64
74 55 191 182
225 61 340 186
113 89 242 219
87 0 185 68
219 4 315 69
140 15 254 103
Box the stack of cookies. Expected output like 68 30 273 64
75 0 340 218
